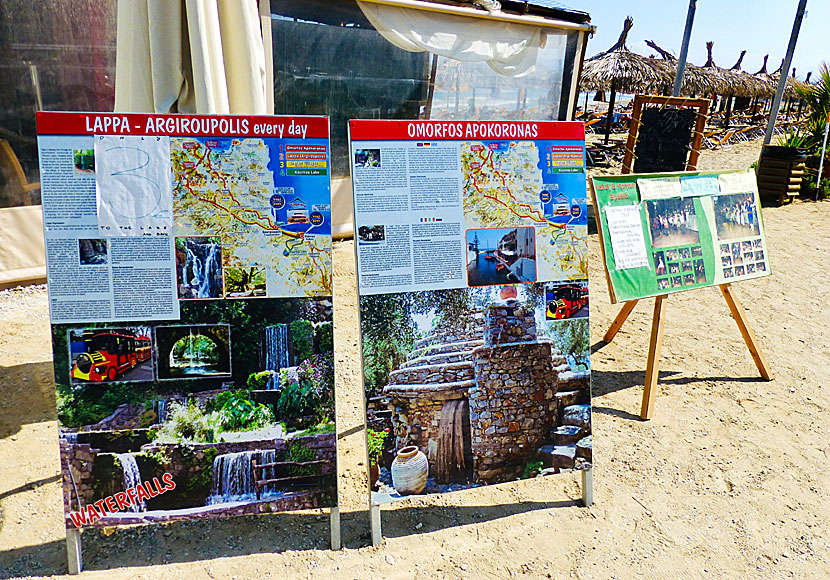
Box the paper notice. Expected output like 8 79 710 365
95 135 172 236
637 177 682 200
605 205 649 270
679 175 720 197
718 171 757 194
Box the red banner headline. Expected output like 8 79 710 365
36 113 329 139
349 120 585 141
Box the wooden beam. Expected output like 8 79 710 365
255 474 329 487
641 295 667 420
719 283 772 380
603 300 638 342
252 460 330 472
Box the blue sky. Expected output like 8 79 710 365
558 1 828 79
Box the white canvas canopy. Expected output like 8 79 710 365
114 0 268 115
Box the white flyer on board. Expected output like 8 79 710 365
95 135 172 236
605 205 649 270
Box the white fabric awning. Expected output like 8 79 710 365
356 0 544 77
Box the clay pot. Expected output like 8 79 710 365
391 446 428 495
500 285 517 301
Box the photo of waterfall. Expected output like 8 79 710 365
115 453 146 512
264 324 289 389
52 297 337 528
175 237 224 299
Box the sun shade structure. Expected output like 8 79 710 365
644 39 721 97
700 42 761 99
580 16 671 142
752 55 780 98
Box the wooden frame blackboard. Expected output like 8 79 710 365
621 95 710 175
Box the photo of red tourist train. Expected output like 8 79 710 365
70 327 153 383
546 280 589 320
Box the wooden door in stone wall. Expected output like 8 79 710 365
435 398 474 484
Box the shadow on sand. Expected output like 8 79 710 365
0 498 583 577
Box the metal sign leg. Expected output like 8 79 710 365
330 506 341 550
66 528 82 575
370 502 382 546
581 468 594 507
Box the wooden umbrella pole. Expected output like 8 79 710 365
604 79 617 144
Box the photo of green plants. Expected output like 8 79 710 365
53 297 336 527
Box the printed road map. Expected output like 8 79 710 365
171 137 332 297
461 140 588 281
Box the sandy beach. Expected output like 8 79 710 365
1 137 829 579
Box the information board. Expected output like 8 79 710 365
350 120 591 501
37 112 337 528
591 168 770 303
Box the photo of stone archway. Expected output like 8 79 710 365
154 324 231 380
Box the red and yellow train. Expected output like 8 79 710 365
71 330 151 382
547 285 589 319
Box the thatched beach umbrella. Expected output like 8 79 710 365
727 51 770 98
702 42 765 125
701 42 758 98
580 16 672 143
644 39 721 96
752 55 780 98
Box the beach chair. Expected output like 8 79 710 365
583 118 602 134
715 129 739 150
0 139 40 207
702 129 725 150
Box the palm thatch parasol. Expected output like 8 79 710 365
752 55 779 98
579 16 672 143
701 42 758 98
769 59 804 98
727 51 770 98
644 39 721 96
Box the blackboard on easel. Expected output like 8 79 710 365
621 95 710 175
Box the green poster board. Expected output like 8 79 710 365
591 169 770 303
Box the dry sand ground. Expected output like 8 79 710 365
1 138 829 579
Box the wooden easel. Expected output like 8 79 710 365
602 286 771 420
593 95 771 419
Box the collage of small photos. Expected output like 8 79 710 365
653 245 706 290
646 197 708 291
720 238 766 279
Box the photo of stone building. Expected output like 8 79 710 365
362 285 590 499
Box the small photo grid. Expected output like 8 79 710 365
653 251 667 276
655 244 704 292
721 238 766 279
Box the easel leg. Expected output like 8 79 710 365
330 506 341 550
641 295 667 420
603 300 639 342
581 468 593 507
370 502 382 546
66 528 82 575
719 284 772 380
